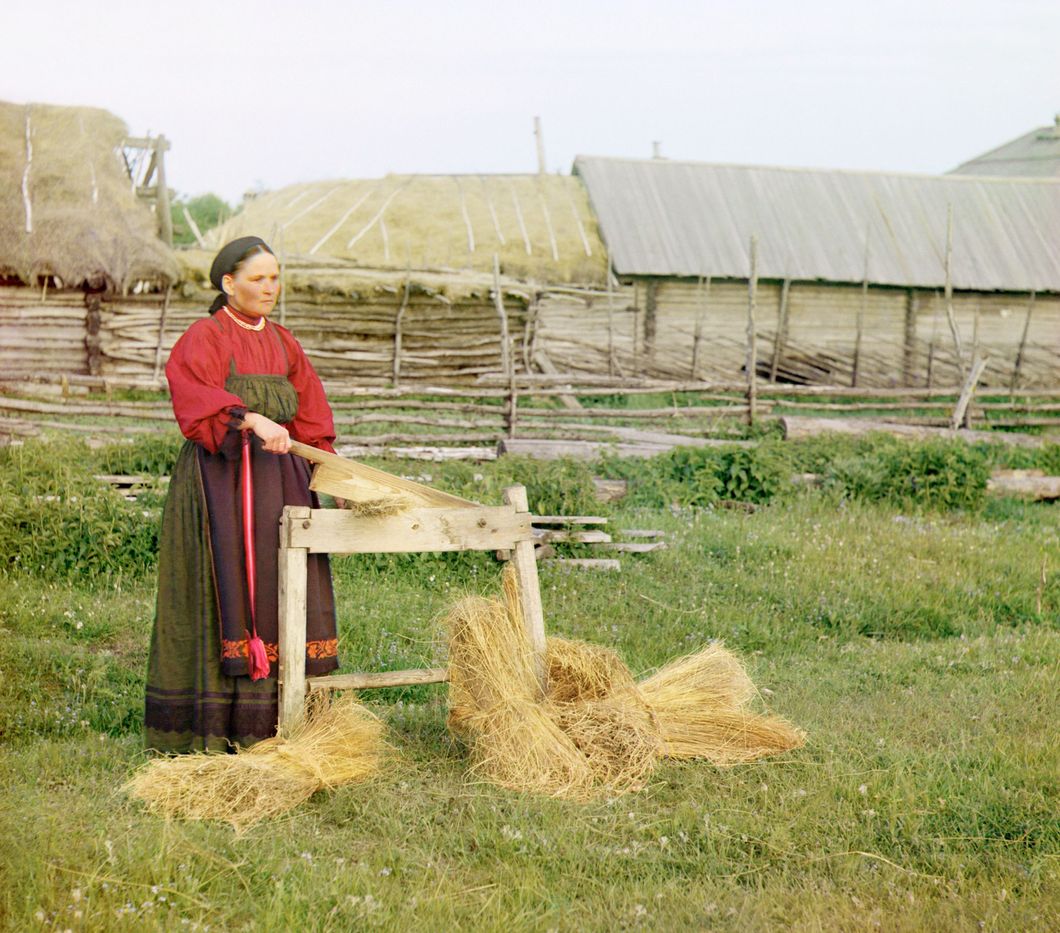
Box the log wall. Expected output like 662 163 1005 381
3 279 1058 389
0 286 89 377
537 280 1060 388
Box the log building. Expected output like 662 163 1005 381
570 156 1060 387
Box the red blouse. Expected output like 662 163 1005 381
166 309 336 454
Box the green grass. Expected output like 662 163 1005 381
1 483 1058 930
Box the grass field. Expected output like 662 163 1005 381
0 441 1058 931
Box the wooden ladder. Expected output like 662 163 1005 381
276 485 545 733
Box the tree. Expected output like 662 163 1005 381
170 193 231 247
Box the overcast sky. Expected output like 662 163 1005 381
4 0 1058 203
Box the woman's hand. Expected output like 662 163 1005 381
241 412 291 454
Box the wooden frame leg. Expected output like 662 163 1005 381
278 507 310 734
503 485 547 692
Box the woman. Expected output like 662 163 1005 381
145 236 339 753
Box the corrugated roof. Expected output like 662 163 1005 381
949 118 1060 178
574 156 1060 293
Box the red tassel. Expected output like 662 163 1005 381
247 635 270 681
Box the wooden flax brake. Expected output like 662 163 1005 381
278 442 546 733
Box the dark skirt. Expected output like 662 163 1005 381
144 437 338 753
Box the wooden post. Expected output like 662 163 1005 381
691 275 708 380
607 251 617 378
951 356 988 431
152 285 172 382
155 135 173 247
85 292 102 378
852 230 870 387
1010 290 1035 394
503 485 547 693
534 116 546 175
746 235 759 426
943 205 965 382
644 280 658 361
493 255 516 437
632 281 641 373
277 226 287 326
392 272 411 388
971 301 981 364
181 205 206 248
768 277 789 383
522 289 538 374
902 290 918 386
277 506 310 734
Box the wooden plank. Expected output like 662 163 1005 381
543 558 621 572
780 415 1043 448
290 440 478 508
535 529 612 544
503 485 547 691
277 508 310 734
285 505 532 554
598 541 667 553
532 349 583 410
987 471 1060 500
308 667 449 691
950 356 988 430
531 515 608 525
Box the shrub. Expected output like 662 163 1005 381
826 438 990 510
425 456 602 516
597 441 792 508
0 441 161 581
93 433 184 477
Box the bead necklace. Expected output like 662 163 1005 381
223 305 266 332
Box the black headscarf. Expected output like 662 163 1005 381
207 236 274 314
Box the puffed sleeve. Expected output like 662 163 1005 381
276 326 336 454
165 319 247 455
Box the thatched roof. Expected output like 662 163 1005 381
208 174 607 285
0 100 177 290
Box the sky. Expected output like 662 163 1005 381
3 0 1058 203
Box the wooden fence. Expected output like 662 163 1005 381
2 372 1057 458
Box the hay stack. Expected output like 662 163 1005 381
444 570 804 799
125 694 383 832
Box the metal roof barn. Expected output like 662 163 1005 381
573 156 1060 293
949 117 1060 179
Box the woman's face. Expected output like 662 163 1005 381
223 251 280 317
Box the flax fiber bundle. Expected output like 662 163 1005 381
637 647 805 763
125 693 383 832
446 572 597 797
444 568 803 799
343 495 411 518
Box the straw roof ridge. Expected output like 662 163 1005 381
207 172 607 287
0 99 177 291
177 247 547 305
